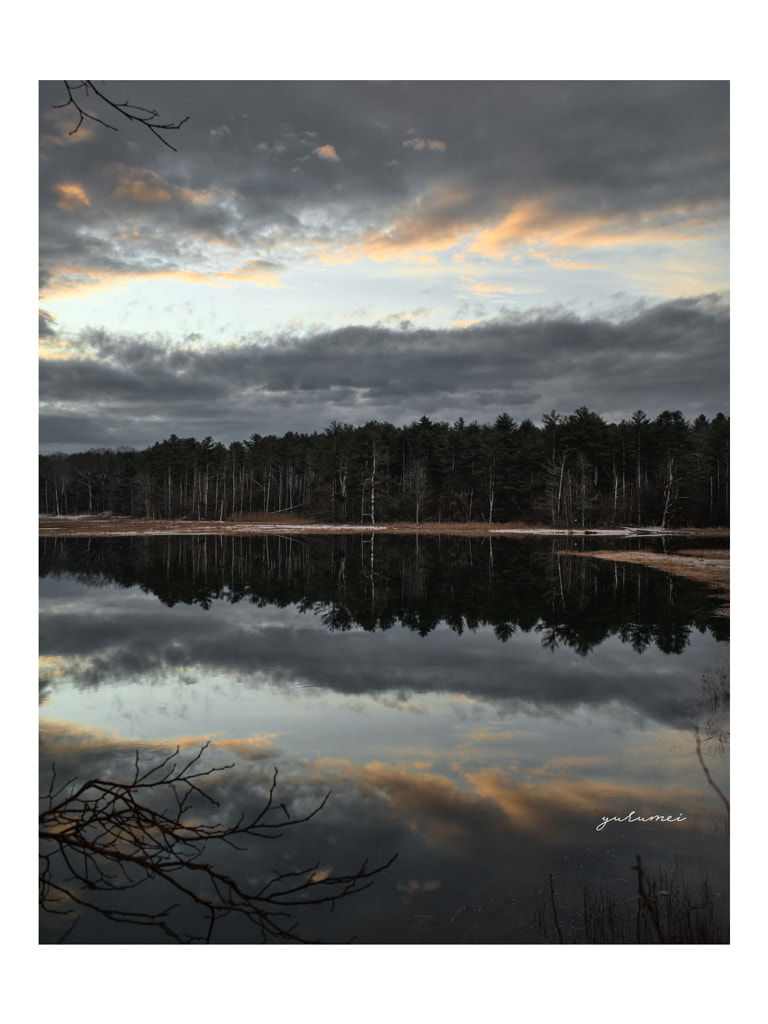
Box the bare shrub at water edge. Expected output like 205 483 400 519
692 664 730 752
539 857 727 944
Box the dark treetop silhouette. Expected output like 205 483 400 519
39 409 730 528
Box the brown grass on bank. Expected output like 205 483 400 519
561 548 730 617
38 516 541 537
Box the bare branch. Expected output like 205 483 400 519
53 81 190 151
40 746 396 943
694 727 730 816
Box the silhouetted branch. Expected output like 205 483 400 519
694 727 730 817
53 81 189 150
691 666 729 820
40 742 396 943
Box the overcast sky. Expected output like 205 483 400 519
39 80 729 453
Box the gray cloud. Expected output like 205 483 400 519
39 81 729 291
39 295 729 451
38 82 729 455
39 309 58 338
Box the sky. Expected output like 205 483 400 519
22 11 757 1007
38 79 729 454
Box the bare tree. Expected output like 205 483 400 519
40 742 396 943
53 81 189 150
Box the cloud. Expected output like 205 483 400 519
113 174 173 203
468 198 728 259
403 137 447 152
55 183 90 210
360 182 485 258
111 167 226 206
40 257 284 302
37 82 729 454
39 597 717 731
39 309 59 338
313 144 340 161
39 81 728 296
38 294 728 452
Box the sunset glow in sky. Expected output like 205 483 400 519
39 80 729 452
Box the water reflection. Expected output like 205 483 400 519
39 535 729 943
39 533 728 650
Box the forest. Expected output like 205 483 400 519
39 408 730 529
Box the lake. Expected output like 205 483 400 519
39 533 729 943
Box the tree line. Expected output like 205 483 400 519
39 408 729 528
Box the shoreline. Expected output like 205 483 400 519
38 515 730 540
563 548 730 617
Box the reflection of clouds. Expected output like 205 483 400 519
39 720 279 773
38 722 722 846
39 719 729 942
463 766 694 834
39 580 724 730
40 719 138 761
397 879 442 893
529 755 608 774
298 754 715 857
39 561 730 942
366 693 431 714
461 727 518 745
214 733 280 762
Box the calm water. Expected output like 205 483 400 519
39 534 729 943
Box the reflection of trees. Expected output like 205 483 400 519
40 743 396 943
39 534 728 655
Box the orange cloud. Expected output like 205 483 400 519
366 183 478 256
178 186 221 205
55 183 90 211
469 198 728 259
38 718 282 765
305 190 727 275
38 655 69 676
313 144 340 162
463 765 696 833
111 168 227 206
40 105 96 148
211 733 280 761
465 280 518 297
41 260 284 302
211 260 285 287
113 176 173 203
403 137 447 152
41 264 216 301
39 719 141 759
294 748 714 853
461 728 517 744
